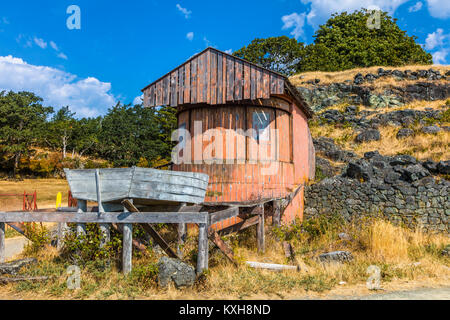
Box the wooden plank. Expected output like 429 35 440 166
122 200 133 275
234 60 243 100
256 68 263 98
163 76 170 106
149 85 155 107
276 76 284 95
218 215 259 235
243 62 251 99
209 207 239 225
178 67 184 105
96 169 110 248
256 204 265 253
155 80 162 106
246 261 299 271
170 71 178 107
222 54 227 104
217 52 223 104
191 58 198 103
121 200 180 259
205 50 211 104
177 203 187 258
0 222 4 263
197 223 208 274
273 200 282 227
197 54 205 103
208 229 237 266
210 50 217 105
250 65 257 100
76 199 87 237
226 56 235 101
0 212 209 224
0 276 50 284
111 223 148 254
270 74 277 95
263 70 270 99
184 62 191 103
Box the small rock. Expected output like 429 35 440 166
396 128 414 139
339 281 347 285
0 258 37 276
355 129 381 143
390 155 417 166
157 257 196 289
421 125 441 134
338 233 351 241
319 251 354 263
442 245 450 257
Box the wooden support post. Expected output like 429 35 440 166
273 200 282 227
177 203 187 258
76 200 87 237
96 169 110 247
122 200 133 275
257 204 265 254
209 229 237 266
0 222 5 263
197 223 208 274
57 222 68 250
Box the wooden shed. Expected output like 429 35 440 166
142 47 315 230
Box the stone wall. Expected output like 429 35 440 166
304 154 450 233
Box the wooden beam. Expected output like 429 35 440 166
122 200 133 275
218 215 259 236
0 222 5 263
112 223 148 254
76 200 87 237
208 229 237 266
197 223 208 274
0 211 209 224
177 203 187 258
121 200 179 259
273 200 282 227
246 261 299 272
256 204 265 254
96 169 110 248
209 206 239 225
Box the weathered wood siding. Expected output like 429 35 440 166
143 48 285 107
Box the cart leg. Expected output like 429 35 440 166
0 222 5 263
257 204 265 254
197 223 208 274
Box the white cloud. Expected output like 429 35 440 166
408 1 423 12
432 48 448 64
425 28 446 50
57 52 68 60
176 4 192 19
0 55 116 117
426 0 450 19
282 12 307 39
224 49 233 54
133 94 144 105
33 37 47 49
299 0 409 27
49 41 59 51
186 32 194 41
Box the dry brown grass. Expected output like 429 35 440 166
0 179 69 211
290 65 450 87
0 215 447 300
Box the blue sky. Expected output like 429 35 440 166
0 0 448 117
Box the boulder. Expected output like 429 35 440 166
390 155 417 166
0 258 37 276
422 160 439 174
157 257 196 289
437 161 450 175
401 164 431 182
422 125 442 134
396 128 414 139
345 161 373 181
319 251 353 263
355 129 381 143
354 73 364 85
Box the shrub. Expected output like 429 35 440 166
23 223 51 254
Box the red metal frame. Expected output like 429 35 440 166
0 191 38 211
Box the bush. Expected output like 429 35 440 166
23 223 51 254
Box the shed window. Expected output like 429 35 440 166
252 111 270 142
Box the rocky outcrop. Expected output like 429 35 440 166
297 68 449 112
0 258 37 276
